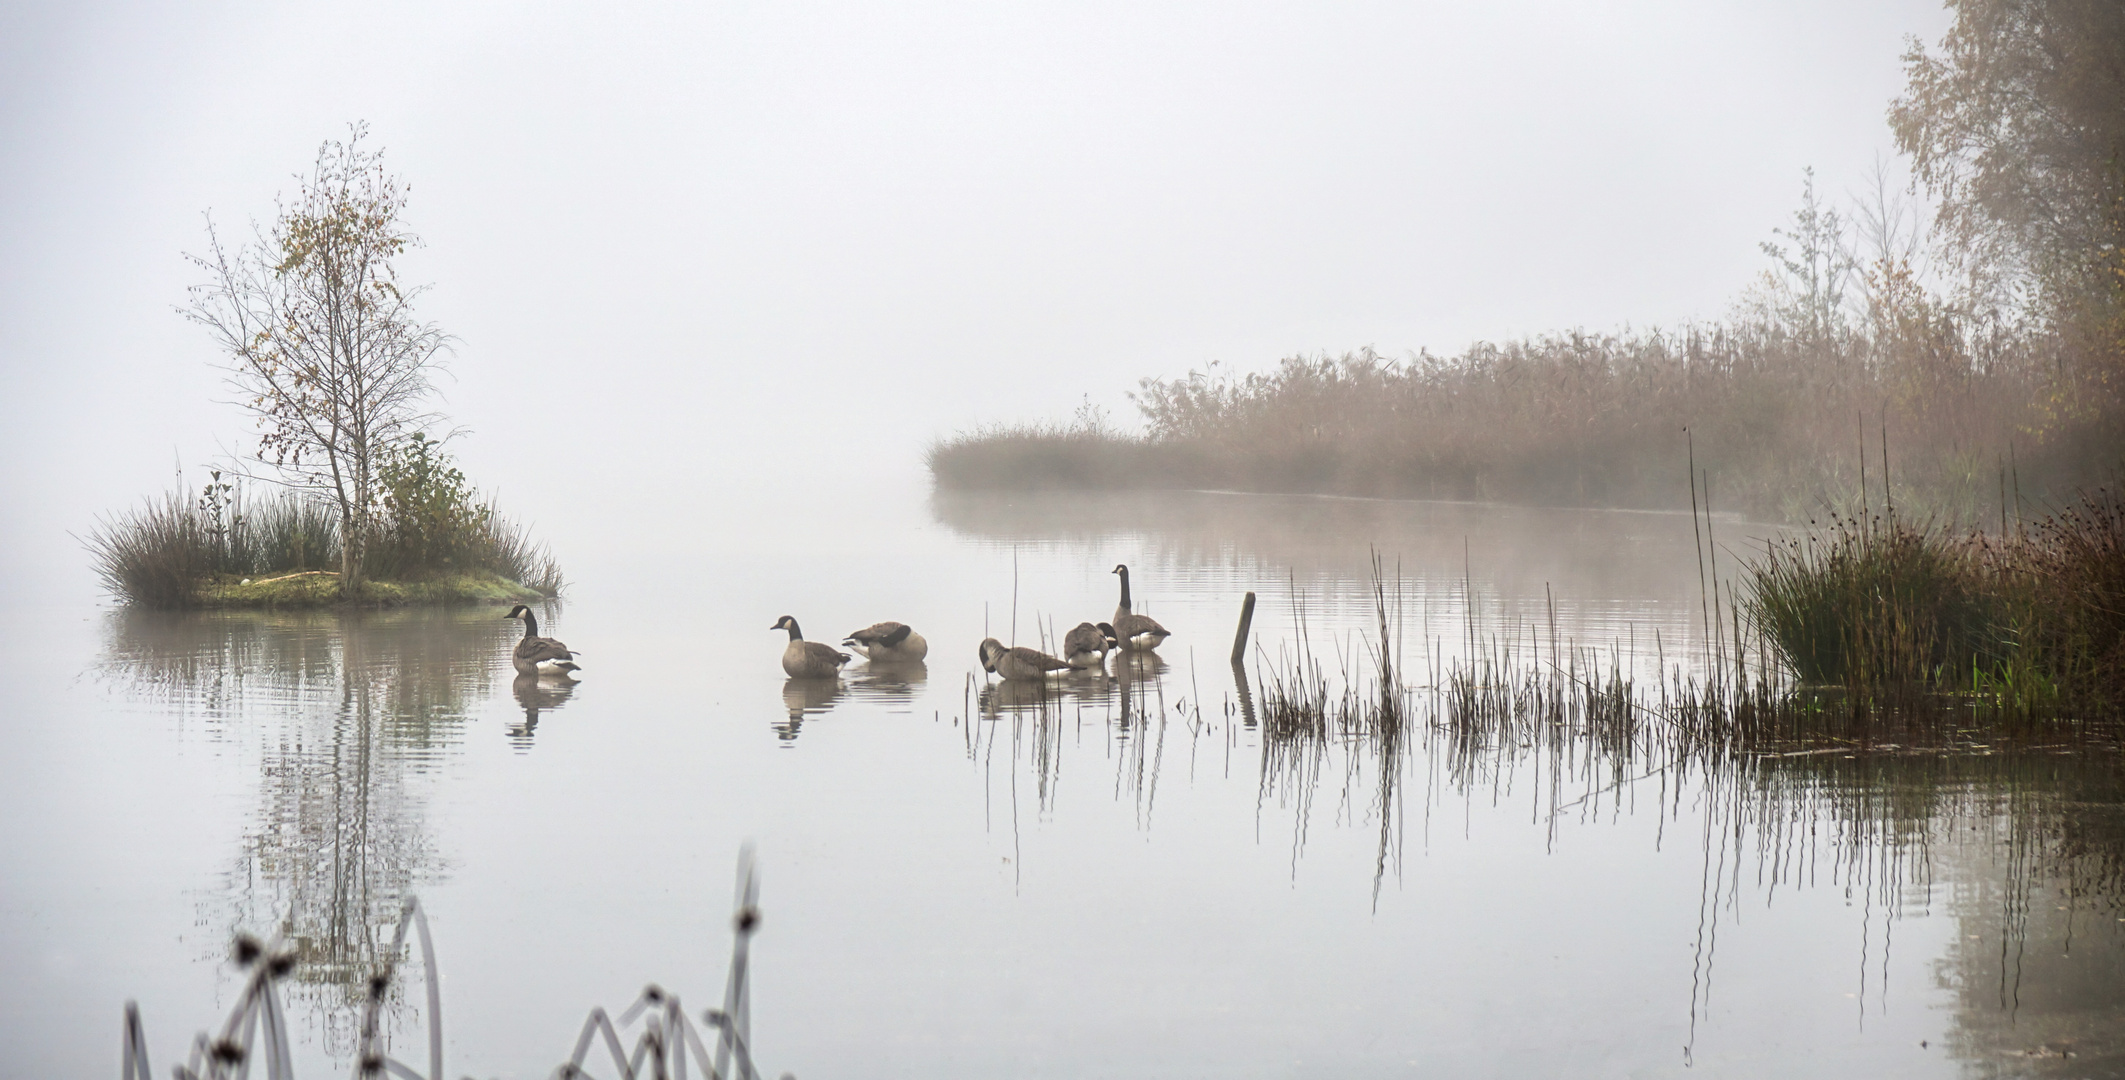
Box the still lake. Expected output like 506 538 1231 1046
3 483 2120 1077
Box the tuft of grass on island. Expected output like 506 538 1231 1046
193 569 551 609
87 452 564 610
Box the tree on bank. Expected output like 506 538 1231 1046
1891 0 2125 327
185 124 447 597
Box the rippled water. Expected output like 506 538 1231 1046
3 485 2120 1077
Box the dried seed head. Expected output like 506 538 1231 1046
368 973 391 997
211 1038 246 1064
360 1052 385 1075
232 935 263 967
267 952 297 977
735 906 761 932
643 984 665 1003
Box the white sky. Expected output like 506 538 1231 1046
0 0 1951 598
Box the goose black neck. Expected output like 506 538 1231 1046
521 611 541 639
1116 566 1133 611
784 619 804 642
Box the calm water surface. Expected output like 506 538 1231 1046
2 485 2120 1077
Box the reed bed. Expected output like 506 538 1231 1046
1240 528 2121 852
930 313 2120 522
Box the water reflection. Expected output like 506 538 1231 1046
509 673 578 749
967 650 1185 826
776 663 932 740
59 489 2125 1076
962 617 2125 1069
777 677 844 740
1682 751 2125 1072
847 661 928 709
100 606 513 1055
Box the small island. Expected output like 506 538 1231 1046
85 128 562 609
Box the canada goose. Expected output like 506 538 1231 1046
772 615 851 678
505 604 581 677
842 621 929 663
978 637 1074 681
1110 564 1171 652
1062 621 1117 669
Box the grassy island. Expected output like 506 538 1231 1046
87 446 562 610
87 129 564 610
192 570 548 610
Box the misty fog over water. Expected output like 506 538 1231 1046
7 2 2122 1078
0 0 1949 600
9 481 2123 1076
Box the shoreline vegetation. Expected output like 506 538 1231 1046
927 315 2117 522
1240 487 2123 769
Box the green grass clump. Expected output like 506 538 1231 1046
1746 511 2004 685
1745 485 2125 709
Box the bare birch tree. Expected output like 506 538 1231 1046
185 124 448 595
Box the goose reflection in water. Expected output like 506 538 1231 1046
1109 650 1169 730
776 677 845 741
1111 651 1170 682
847 661 927 709
508 672 577 749
979 676 1067 716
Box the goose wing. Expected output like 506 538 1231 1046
801 640 851 667
517 635 576 665
1011 645 1075 672
1114 612 1168 639
845 621 913 648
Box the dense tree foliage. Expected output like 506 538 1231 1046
1891 0 2125 326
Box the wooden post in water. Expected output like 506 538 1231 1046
1231 591 1256 666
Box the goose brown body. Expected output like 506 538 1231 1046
1062 621 1116 669
978 637 1074 680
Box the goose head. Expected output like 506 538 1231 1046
505 604 531 621
1096 622 1118 646
770 615 802 639
978 638 1006 673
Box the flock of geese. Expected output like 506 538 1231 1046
501 564 1173 683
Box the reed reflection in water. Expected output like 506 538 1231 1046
952 562 2125 1075
99 606 535 1052
52 486 2125 1077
